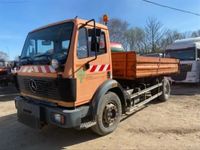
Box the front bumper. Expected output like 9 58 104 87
15 96 89 129
169 71 199 83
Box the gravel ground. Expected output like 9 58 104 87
0 84 200 150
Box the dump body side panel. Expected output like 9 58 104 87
136 55 179 78
112 52 179 80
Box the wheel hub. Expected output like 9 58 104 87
103 103 118 126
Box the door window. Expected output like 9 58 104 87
77 28 106 59
77 28 88 59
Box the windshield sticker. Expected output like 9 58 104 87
77 68 86 83
19 65 56 73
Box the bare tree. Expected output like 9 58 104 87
144 17 167 52
125 27 145 52
182 31 193 38
191 30 200 37
160 30 193 50
99 16 200 53
160 30 184 50
0 51 8 61
104 18 129 49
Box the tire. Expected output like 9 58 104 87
159 78 171 101
91 92 122 136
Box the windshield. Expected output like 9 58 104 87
165 47 195 61
21 22 74 64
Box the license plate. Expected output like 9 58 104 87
17 100 42 129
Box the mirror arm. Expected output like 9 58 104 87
79 19 98 70
93 21 98 59
79 19 95 29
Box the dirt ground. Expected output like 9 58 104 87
0 84 200 150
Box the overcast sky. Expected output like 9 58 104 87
0 0 200 60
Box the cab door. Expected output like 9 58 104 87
74 27 111 106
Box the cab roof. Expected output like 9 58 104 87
30 18 108 33
166 37 200 50
174 37 200 43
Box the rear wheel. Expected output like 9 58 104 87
91 92 122 136
159 78 171 101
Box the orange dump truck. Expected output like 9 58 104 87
15 18 179 135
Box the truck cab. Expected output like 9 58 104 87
165 37 200 83
16 18 113 129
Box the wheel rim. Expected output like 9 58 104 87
102 102 119 127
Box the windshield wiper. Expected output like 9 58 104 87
20 56 33 65
33 52 52 58
32 53 52 65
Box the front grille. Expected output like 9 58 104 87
17 76 76 102
180 64 192 72
171 64 192 81
23 78 58 99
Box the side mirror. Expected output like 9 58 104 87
88 28 101 37
88 28 101 52
95 28 101 37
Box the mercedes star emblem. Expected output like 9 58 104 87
29 79 37 93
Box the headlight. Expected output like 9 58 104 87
51 59 59 69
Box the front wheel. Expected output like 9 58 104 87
91 92 122 136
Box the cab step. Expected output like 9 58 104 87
126 91 162 115
80 121 96 129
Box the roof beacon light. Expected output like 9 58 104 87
103 14 109 25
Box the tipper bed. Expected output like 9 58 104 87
112 52 179 79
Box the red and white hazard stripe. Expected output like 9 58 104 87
19 65 56 73
89 64 110 73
